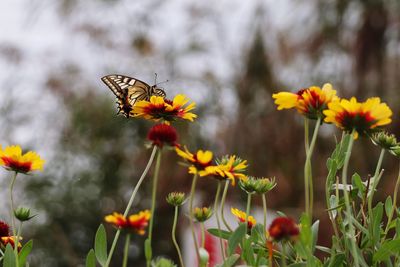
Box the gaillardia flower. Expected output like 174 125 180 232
268 217 299 242
0 145 45 174
166 192 186 206
1 236 22 250
193 207 213 222
272 83 338 119
175 146 213 176
206 155 248 186
105 210 151 235
371 131 398 151
323 97 392 138
231 208 256 229
147 123 178 148
132 94 197 122
0 221 10 237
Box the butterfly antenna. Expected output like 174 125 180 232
154 73 158 85
156 79 169 86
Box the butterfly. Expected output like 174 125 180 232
101 74 167 117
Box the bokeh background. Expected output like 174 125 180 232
0 0 400 266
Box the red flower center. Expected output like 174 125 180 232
1 156 32 173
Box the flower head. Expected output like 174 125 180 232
166 192 186 206
105 210 151 235
193 207 213 222
132 94 197 122
268 217 299 242
324 97 392 138
0 221 10 237
272 83 338 119
175 146 214 176
231 208 256 229
0 145 45 174
371 131 398 151
147 123 178 148
206 155 248 186
14 207 35 222
1 236 22 250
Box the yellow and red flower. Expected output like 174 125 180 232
175 146 214 176
132 94 197 122
105 210 151 235
0 145 45 174
268 216 299 242
206 155 247 186
272 83 338 119
1 236 22 250
323 97 392 138
231 208 256 229
147 123 178 148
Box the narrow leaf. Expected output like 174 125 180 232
207 228 231 240
18 240 33 267
86 249 96 267
373 239 400 262
3 244 16 267
221 254 240 267
94 224 108 266
228 224 246 255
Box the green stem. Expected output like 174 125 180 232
9 171 18 264
383 161 400 239
146 149 162 267
304 118 310 216
242 192 252 260
213 181 225 260
200 223 206 249
122 234 130 267
105 146 157 267
262 194 267 232
281 242 287 267
341 131 359 267
368 149 385 222
220 180 232 231
172 206 185 267
189 174 200 262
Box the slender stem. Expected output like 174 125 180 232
304 118 310 216
172 206 185 267
368 149 385 222
383 161 400 239
245 193 252 229
122 234 130 267
189 174 200 262
341 131 359 267
281 242 287 267
262 194 267 232
220 180 232 231
146 149 162 267
9 172 18 263
200 223 206 249
213 182 225 260
105 146 157 267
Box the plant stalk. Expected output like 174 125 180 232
213 181 225 260
172 206 185 267
122 234 130 267
220 180 232 231
189 174 200 262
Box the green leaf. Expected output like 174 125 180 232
372 203 384 243
250 223 266 243
3 244 16 267
18 240 33 267
94 224 107 266
207 228 231 240
227 224 246 255
85 249 96 267
288 263 307 267
352 173 365 198
385 196 393 218
242 236 255 266
373 239 400 262
311 220 320 253
144 238 152 263
220 254 240 267
327 253 345 267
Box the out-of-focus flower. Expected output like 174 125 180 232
193 207 213 222
254 177 277 194
14 207 35 222
272 83 338 119
0 145 45 174
231 208 256 229
175 146 213 176
268 217 299 242
0 221 10 237
132 94 197 122
166 192 186 206
147 123 178 148
206 155 248 186
105 210 151 235
324 97 392 139
1 236 22 250
371 131 398 152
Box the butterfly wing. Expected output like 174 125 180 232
101 74 153 117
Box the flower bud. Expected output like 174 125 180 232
166 192 186 207
254 177 277 194
239 176 258 194
193 207 212 222
199 247 209 266
371 131 398 150
14 207 35 222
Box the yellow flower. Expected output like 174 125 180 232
272 83 339 119
0 145 45 174
231 208 256 229
105 210 151 235
323 97 392 138
193 207 213 222
132 94 197 122
175 146 213 176
206 155 248 186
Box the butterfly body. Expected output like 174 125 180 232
101 74 166 117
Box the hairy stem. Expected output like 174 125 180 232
213 182 225 260
220 180 232 231
172 206 185 267
189 174 200 262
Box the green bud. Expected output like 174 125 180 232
193 207 212 222
166 192 186 207
254 177 277 194
199 248 209 266
239 176 258 194
151 257 177 267
371 132 398 150
14 207 35 222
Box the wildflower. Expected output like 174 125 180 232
132 94 197 122
206 155 248 186
175 146 213 176
193 207 213 222
105 210 151 235
268 217 299 242
371 132 398 151
166 192 186 206
1 236 22 250
0 221 10 237
147 123 178 148
324 97 392 138
272 83 338 119
0 145 45 174
231 208 256 229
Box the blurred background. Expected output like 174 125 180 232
0 0 400 266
